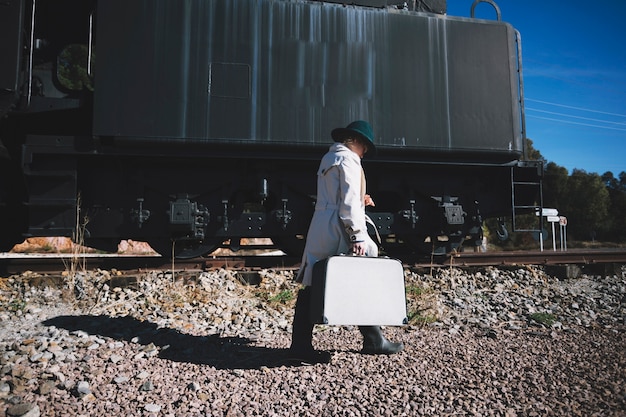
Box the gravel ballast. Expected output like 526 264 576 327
1 264 625 416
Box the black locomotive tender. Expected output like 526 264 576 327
0 0 542 259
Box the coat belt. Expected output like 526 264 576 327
315 203 339 211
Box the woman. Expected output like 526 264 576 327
290 120 404 362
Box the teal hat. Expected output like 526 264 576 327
331 120 376 152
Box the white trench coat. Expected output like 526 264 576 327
296 142 378 286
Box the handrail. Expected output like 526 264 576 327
470 0 501 21
515 29 527 159
88 11 94 76
26 0 36 107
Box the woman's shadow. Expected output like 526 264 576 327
43 314 295 369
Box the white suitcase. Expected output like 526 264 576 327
310 255 408 326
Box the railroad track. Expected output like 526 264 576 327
431 248 626 278
0 253 300 276
2 248 626 277
444 248 626 267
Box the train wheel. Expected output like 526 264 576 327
0 203 26 252
413 235 465 260
0 211 19 252
148 238 222 259
0 157 26 252
378 235 421 261
271 235 306 257
380 235 456 262
83 238 120 254
0 231 21 253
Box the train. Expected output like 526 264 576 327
0 0 543 259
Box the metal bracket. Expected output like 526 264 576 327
273 198 292 230
168 196 209 239
433 196 466 225
496 217 509 241
443 205 465 225
400 199 418 229
131 198 151 228
470 200 483 226
368 213 394 234
260 178 268 203
221 199 230 232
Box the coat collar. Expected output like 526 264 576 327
330 142 360 160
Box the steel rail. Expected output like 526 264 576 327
438 248 626 267
2 249 625 276
0 253 301 276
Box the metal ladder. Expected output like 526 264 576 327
22 136 78 238
510 162 544 249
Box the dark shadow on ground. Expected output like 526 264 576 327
42 314 307 369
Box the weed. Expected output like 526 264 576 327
62 193 88 299
268 290 294 304
40 244 55 253
8 298 26 312
405 283 439 326
406 285 428 296
407 310 436 327
529 312 556 327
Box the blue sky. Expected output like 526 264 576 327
447 0 626 176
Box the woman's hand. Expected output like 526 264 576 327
364 194 375 207
351 241 367 256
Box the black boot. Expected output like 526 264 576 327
359 326 404 355
289 287 330 363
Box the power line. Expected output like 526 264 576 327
526 107 626 127
526 114 626 132
526 98 626 118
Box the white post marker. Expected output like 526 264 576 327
546 215 560 251
559 216 568 251
536 208 559 252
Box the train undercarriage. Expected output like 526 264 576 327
1 128 542 260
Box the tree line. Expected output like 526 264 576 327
543 163 626 243
514 139 626 245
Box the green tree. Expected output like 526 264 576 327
524 138 546 164
601 171 626 241
57 44 94 92
543 162 569 210
562 170 609 241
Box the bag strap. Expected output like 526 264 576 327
365 214 382 245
